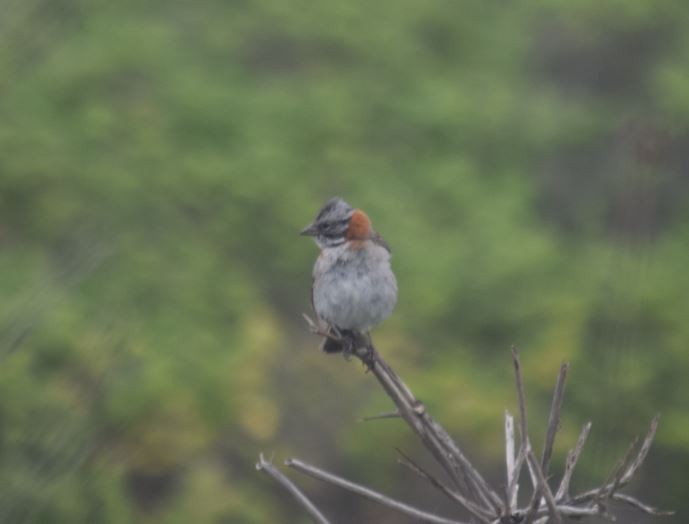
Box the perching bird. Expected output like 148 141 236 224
301 197 397 357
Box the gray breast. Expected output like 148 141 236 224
313 242 397 332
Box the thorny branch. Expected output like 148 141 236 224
257 318 673 523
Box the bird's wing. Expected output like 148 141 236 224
310 273 316 317
371 232 391 253
311 252 323 321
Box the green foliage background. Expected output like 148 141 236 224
0 0 688 522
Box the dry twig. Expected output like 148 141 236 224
257 318 672 523
358 409 400 422
287 457 467 524
256 453 330 524
554 421 591 500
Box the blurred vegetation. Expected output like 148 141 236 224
0 0 688 522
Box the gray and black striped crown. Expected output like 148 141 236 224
301 197 355 248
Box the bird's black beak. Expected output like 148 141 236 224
300 223 318 236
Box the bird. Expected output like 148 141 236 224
301 197 397 360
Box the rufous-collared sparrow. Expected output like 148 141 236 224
301 197 398 357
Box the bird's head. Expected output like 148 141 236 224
300 197 372 249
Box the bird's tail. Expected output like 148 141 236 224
321 334 344 354
320 328 366 354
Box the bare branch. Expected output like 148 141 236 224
505 412 516 483
286 457 468 524
290 321 672 523
512 346 539 522
524 445 538 495
358 410 400 422
541 362 569 477
533 504 599 518
621 414 660 483
504 411 518 512
302 313 322 334
572 415 662 506
303 313 341 344
612 493 675 516
365 344 503 514
396 448 494 523
511 347 528 450
598 437 639 502
555 421 592 501
526 450 562 524
506 445 526 516
256 453 331 524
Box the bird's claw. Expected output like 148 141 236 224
304 317 376 370
339 332 356 360
358 344 376 371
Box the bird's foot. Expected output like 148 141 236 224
320 325 345 354
353 334 375 371
360 346 376 371
317 325 375 370
339 330 357 360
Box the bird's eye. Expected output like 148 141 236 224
321 221 340 233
